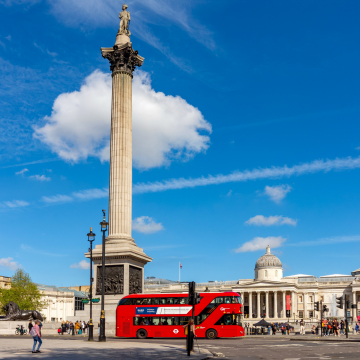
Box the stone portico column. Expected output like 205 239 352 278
249 292 253 318
257 291 261 318
283 291 286 318
291 291 295 319
353 292 357 320
265 291 269 318
274 291 278 319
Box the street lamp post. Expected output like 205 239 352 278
99 209 108 342
87 227 95 341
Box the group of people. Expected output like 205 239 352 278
58 320 93 335
243 322 293 335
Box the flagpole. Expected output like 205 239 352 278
179 262 180 282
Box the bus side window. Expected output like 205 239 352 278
152 298 160 305
216 297 223 304
179 297 188 304
134 317 145 326
224 297 231 304
179 317 190 326
160 298 166 305
142 298 151 305
149 317 159 325
171 317 179 325
173 298 180 304
166 298 174 304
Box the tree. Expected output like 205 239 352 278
0 269 47 314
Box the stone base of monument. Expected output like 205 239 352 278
0 321 63 335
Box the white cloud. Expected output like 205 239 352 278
34 70 211 170
41 194 73 203
72 188 108 200
245 215 297 226
132 216 164 234
133 156 360 194
226 190 232 197
29 174 51 181
356 146 360 150
70 260 90 270
235 236 286 253
15 168 28 176
264 185 292 203
0 257 20 271
4 200 30 208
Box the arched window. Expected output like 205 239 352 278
265 270 268 277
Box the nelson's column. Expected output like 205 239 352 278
84 3 152 330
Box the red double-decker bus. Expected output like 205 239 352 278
116 291 244 339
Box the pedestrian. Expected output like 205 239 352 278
38 320 43 336
267 325 271 335
75 321 80 335
30 320 42 354
355 323 359 335
82 321 86 334
61 321 66 335
300 319 305 335
28 321 33 334
70 322 75 335
66 321 70 334
183 318 196 353
98 322 100 335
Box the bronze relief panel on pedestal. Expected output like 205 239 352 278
129 266 142 294
96 265 124 295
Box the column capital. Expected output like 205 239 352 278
101 43 144 77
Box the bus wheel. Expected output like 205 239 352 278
136 329 148 339
206 329 217 339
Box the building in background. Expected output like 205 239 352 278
36 284 88 322
144 246 360 325
0 276 11 289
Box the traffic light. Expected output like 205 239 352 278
188 281 195 305
323 304 329 312
314 301 319 311
194 292 201 305
336 296 343 309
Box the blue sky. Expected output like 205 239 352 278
1 0 360 287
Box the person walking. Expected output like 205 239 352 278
183 319 196 353
98 322 100 335
66 321 70 334
300 319 305 335
30 320 42 353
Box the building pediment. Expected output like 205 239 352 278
236 280 293 289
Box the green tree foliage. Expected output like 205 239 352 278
0 269 47 314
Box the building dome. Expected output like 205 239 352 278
255 245 282 269
254 245 283 281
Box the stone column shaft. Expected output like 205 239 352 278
283 291 286 318
274 291 278 319
265 292 269 318
353 292 357 320
257 292 261 318
249 292 253 318
108 72 133 240
291 291 295 318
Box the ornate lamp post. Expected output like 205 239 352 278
99 209 108 342
87 227 95 341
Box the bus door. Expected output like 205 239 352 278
216 314 237 337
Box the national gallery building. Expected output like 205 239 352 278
144 246 360 324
